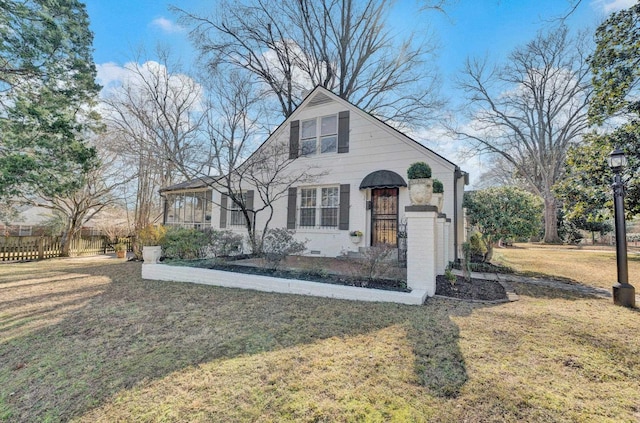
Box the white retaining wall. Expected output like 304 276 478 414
142 263 427 305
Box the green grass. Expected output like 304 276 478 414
0 255 639 422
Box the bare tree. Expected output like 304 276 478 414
101 50 206 242
452 26 591 243
12 147 130 257
174 0 443 127
174 72 324 253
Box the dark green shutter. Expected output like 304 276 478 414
245 190 254 227
338 111 349 154
287 187 297 229
289 120 299 159
219 193 228 228
339 184 350 230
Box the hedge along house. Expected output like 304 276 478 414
160 86 468 261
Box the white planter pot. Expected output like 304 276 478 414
431 193 444 212
350 235 362 244
408 178 433 205
142 245 162 264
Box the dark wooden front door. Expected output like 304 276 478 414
371 188 398 247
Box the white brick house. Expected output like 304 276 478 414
160 86 468 261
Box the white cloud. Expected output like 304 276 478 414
407 125 488 190
96 62 130 91
150 17 184 34
592 0 637 14
96 60 205 116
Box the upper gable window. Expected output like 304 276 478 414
300 115 338 155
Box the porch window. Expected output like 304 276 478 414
165 191 212 229
300 114 338 156
298 186 339 228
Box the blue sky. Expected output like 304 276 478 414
83 0 635 185
84 0 630 77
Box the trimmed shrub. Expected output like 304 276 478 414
433 178 444 193
206 229 244 257
162 227 210 260
137 224 166 246
407 161 432 179
468 232 488 262
261 228 307 270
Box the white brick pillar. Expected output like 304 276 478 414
405 205 439 297
436 215 446 275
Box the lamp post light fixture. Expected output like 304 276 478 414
607 148 635 307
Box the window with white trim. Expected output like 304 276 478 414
299 186 339 228
300 114 338 155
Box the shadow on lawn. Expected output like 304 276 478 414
0 259 501 422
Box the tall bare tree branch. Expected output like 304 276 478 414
451 26 591 242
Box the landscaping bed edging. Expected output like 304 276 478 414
142 263 428 305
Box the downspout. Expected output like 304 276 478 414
454 168 459 262
453 167 468 262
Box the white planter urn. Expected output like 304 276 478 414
142 245 162 264
408 178 433 205
431 193 444 212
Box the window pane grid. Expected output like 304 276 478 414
165 192 211 229
229 194 246 226
300 115 337 155
298 187 339 228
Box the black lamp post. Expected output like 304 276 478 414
607 148 635 307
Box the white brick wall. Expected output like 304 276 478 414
142 264 428 305
405 208 438 296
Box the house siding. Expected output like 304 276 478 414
164 87 465 259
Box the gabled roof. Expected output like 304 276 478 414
159 176 218 193
285 86 460 170
160 86 465 193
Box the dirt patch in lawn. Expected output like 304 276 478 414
435 275 507 302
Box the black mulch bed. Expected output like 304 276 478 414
205 263 411 292
176 259 509 300
435 275 507 302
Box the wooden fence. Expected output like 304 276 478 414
0 236 133 262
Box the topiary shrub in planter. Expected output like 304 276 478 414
432 178 443 193
431 178 444 211
407 161 432 179
407 162 433 205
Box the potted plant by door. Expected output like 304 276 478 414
350 230 363 243
431 178 444 212
114 242 127 259
407 161 433 205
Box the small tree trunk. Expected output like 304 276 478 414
543 196 561 243
484 242 494 262
60 231 71 257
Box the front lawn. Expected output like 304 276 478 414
493 243 640 290
0 256 638 422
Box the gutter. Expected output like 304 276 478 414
453 167 469 262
